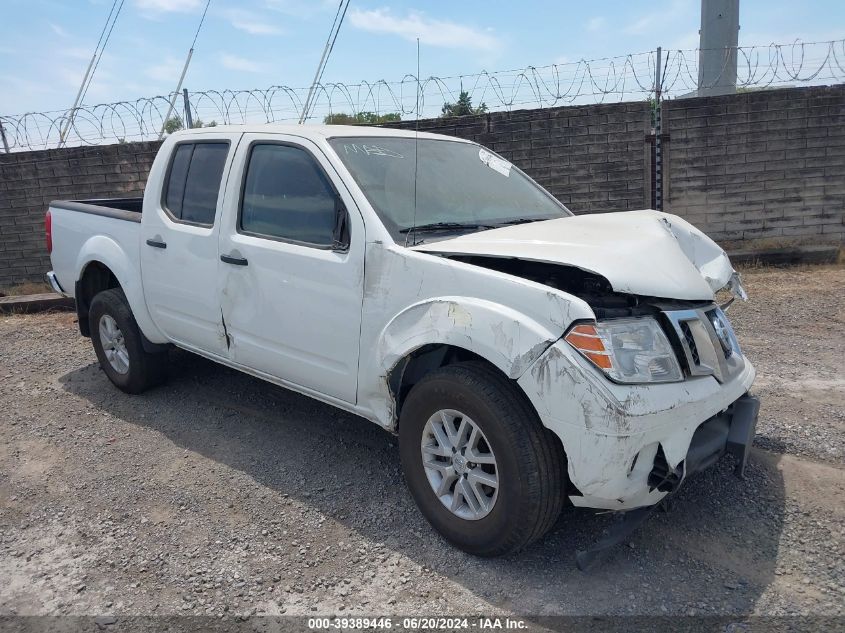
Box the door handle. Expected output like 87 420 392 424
145 238 167 249
220 254 248 266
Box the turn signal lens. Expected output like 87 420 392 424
565 324 614 370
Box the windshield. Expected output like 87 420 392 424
328 136 571 243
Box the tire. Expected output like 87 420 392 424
89 288 167 394
398 361 565 556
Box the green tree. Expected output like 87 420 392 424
441 91 487 117
163 116 219 133
163 115 184 134
190 118 219 128
323 111 402 125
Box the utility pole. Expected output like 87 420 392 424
158 0 210 139
59 53 96 147
697 0 740 96
158 49 194 139
299 0 350 123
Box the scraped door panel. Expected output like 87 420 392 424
141 136 239 355
217 134 365 403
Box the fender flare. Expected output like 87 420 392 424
358 296 565 429
377 296 563 380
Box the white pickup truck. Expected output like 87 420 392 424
46 125 758 557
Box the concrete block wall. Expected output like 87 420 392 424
0 85 842 289
0 141 162 288
663 85 845 250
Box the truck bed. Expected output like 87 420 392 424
50 197 143 223
48 197 144 299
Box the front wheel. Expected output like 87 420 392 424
89 288 167 394
398 362 565 556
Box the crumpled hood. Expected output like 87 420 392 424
411 210 743 301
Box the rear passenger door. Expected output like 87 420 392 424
141 135 239 356
216 134 365 403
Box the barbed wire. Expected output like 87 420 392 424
1 38 843 152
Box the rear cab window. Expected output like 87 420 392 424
162 141 229 226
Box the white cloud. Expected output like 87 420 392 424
223 9 283 35
50 23 70 38
145 57 183 83
623 0 694 35
66 46 95 61
220 53 264 73
624 15 655 36
348 8 499 53
672 31 701 51
264 0 334 18
586 17 606 32
134 0 202 14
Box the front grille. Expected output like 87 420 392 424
663 306 744 383
679 321 700 365
705 308 734 360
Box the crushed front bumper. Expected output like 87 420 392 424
648 394 759 493
518 339 757 510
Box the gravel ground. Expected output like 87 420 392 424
0 265 843 623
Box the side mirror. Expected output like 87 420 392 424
332 197 350 252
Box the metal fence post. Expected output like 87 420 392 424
183 88 194 129
0 119 10 153
653 46 664 211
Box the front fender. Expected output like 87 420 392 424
358 296 566 430
378 296 561 381
76 235 166 343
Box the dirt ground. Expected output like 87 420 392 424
1 265 843 623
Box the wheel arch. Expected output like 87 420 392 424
386 343 566 464
367 297 561 425
75 260 120 337
74 235 166 345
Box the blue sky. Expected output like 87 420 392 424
1 0 843 115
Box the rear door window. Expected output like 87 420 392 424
163 142 229 226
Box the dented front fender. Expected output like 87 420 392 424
378 297 559 382
355 243 594 429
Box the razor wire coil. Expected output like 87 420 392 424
1 38 843 151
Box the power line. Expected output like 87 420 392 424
157 0 212 139
59 0 125 147
308 0 351 121
80 0 125 107
300 0 351 123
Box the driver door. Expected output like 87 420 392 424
216 134 365 403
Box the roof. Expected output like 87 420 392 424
171 123 471 143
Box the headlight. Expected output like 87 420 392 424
565 317 683 384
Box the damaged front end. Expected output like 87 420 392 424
410 209 758 512
514 286 758 512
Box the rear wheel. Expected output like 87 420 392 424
399 362 565 556
89 288 167 394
